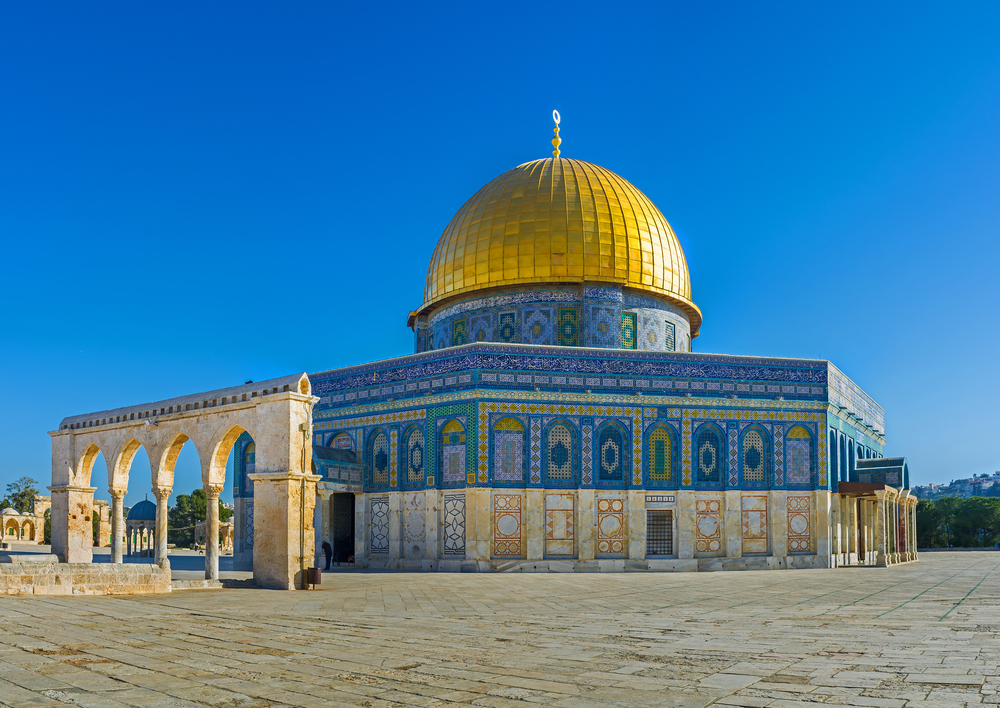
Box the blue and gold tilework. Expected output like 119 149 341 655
741 428 766 484
648 427 672 482
786 425 813 485
597 424 625 482
452 319 467 347
440 419 466 484
405 426 424 483
371 431 389 486
497 311 518 343
621 312 637 350
695 424 722 484
546 424 574 481
492 417 526 483
557 308 579 347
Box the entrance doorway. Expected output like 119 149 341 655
332 493 355 563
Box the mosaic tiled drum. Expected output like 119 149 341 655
301 142 916 572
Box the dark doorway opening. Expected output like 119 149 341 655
332 493 355 563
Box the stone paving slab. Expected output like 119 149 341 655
0 553 999 707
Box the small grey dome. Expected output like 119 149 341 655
1 507 19 516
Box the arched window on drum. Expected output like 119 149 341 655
440 419 466 485
368 430 389 488
544 422 576 485
646 426 675 486
596 422 627 484
329 432 354 450
492 417 526 484
785 426 813 486
695 424 724 485
403 425 425 485
740 426 770 487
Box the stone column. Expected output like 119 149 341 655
48 484 96 563
627 490 646 560
675 490 696 559
317 488 333 566
204 484 223 580
874 492 888 567
525 489 543 561
126 527 132 556
151 486 171 568
354 493 367 563
110 489 126 563
577 488 595 562
814 491 833 567
724 490 742 559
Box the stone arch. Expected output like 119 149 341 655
154 432 193 490
21 519 35 541
76 443 104 487
4 518 19 537
206 424 254 489
109 437 145 491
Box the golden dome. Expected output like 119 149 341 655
421 157 701 335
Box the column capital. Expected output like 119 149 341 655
152 486 172 501
109 488 127 502
204 483 225 499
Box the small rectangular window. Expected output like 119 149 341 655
646 509 673 555
664 322 676 352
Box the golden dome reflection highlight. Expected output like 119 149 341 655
420 157 701 335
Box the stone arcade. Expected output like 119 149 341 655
37 374 319 592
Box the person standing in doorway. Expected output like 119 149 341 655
322 541 333 570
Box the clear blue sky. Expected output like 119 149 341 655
1 2 998 509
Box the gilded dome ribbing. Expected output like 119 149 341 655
421 157 701 334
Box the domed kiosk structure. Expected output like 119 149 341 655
284 119 917 572
125 497 157 558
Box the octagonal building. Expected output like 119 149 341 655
229 140 916 572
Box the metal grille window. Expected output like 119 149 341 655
646 510 673 555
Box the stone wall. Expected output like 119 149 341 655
0 562 170 595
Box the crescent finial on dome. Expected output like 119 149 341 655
551 110 561 157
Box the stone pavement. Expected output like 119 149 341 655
1 552 998 708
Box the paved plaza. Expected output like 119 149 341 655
1 552 998 708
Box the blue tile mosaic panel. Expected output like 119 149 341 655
497 311 518 343
405 427 424 483
557 308 579 346
742 428 766 483
597 424 625 482
695 425 722 483
547 424 574 481
621 312 637 350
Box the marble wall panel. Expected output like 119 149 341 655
741 494 768 555
544 493 575 556
596 496 625 556
695 496 722 556
442 493 466 556
493 493 522 557
787 495 811 553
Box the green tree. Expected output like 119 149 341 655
167 488 232 547
5 477 39 514
43 508 51 545
952 497 1000 547
916 499 946 548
